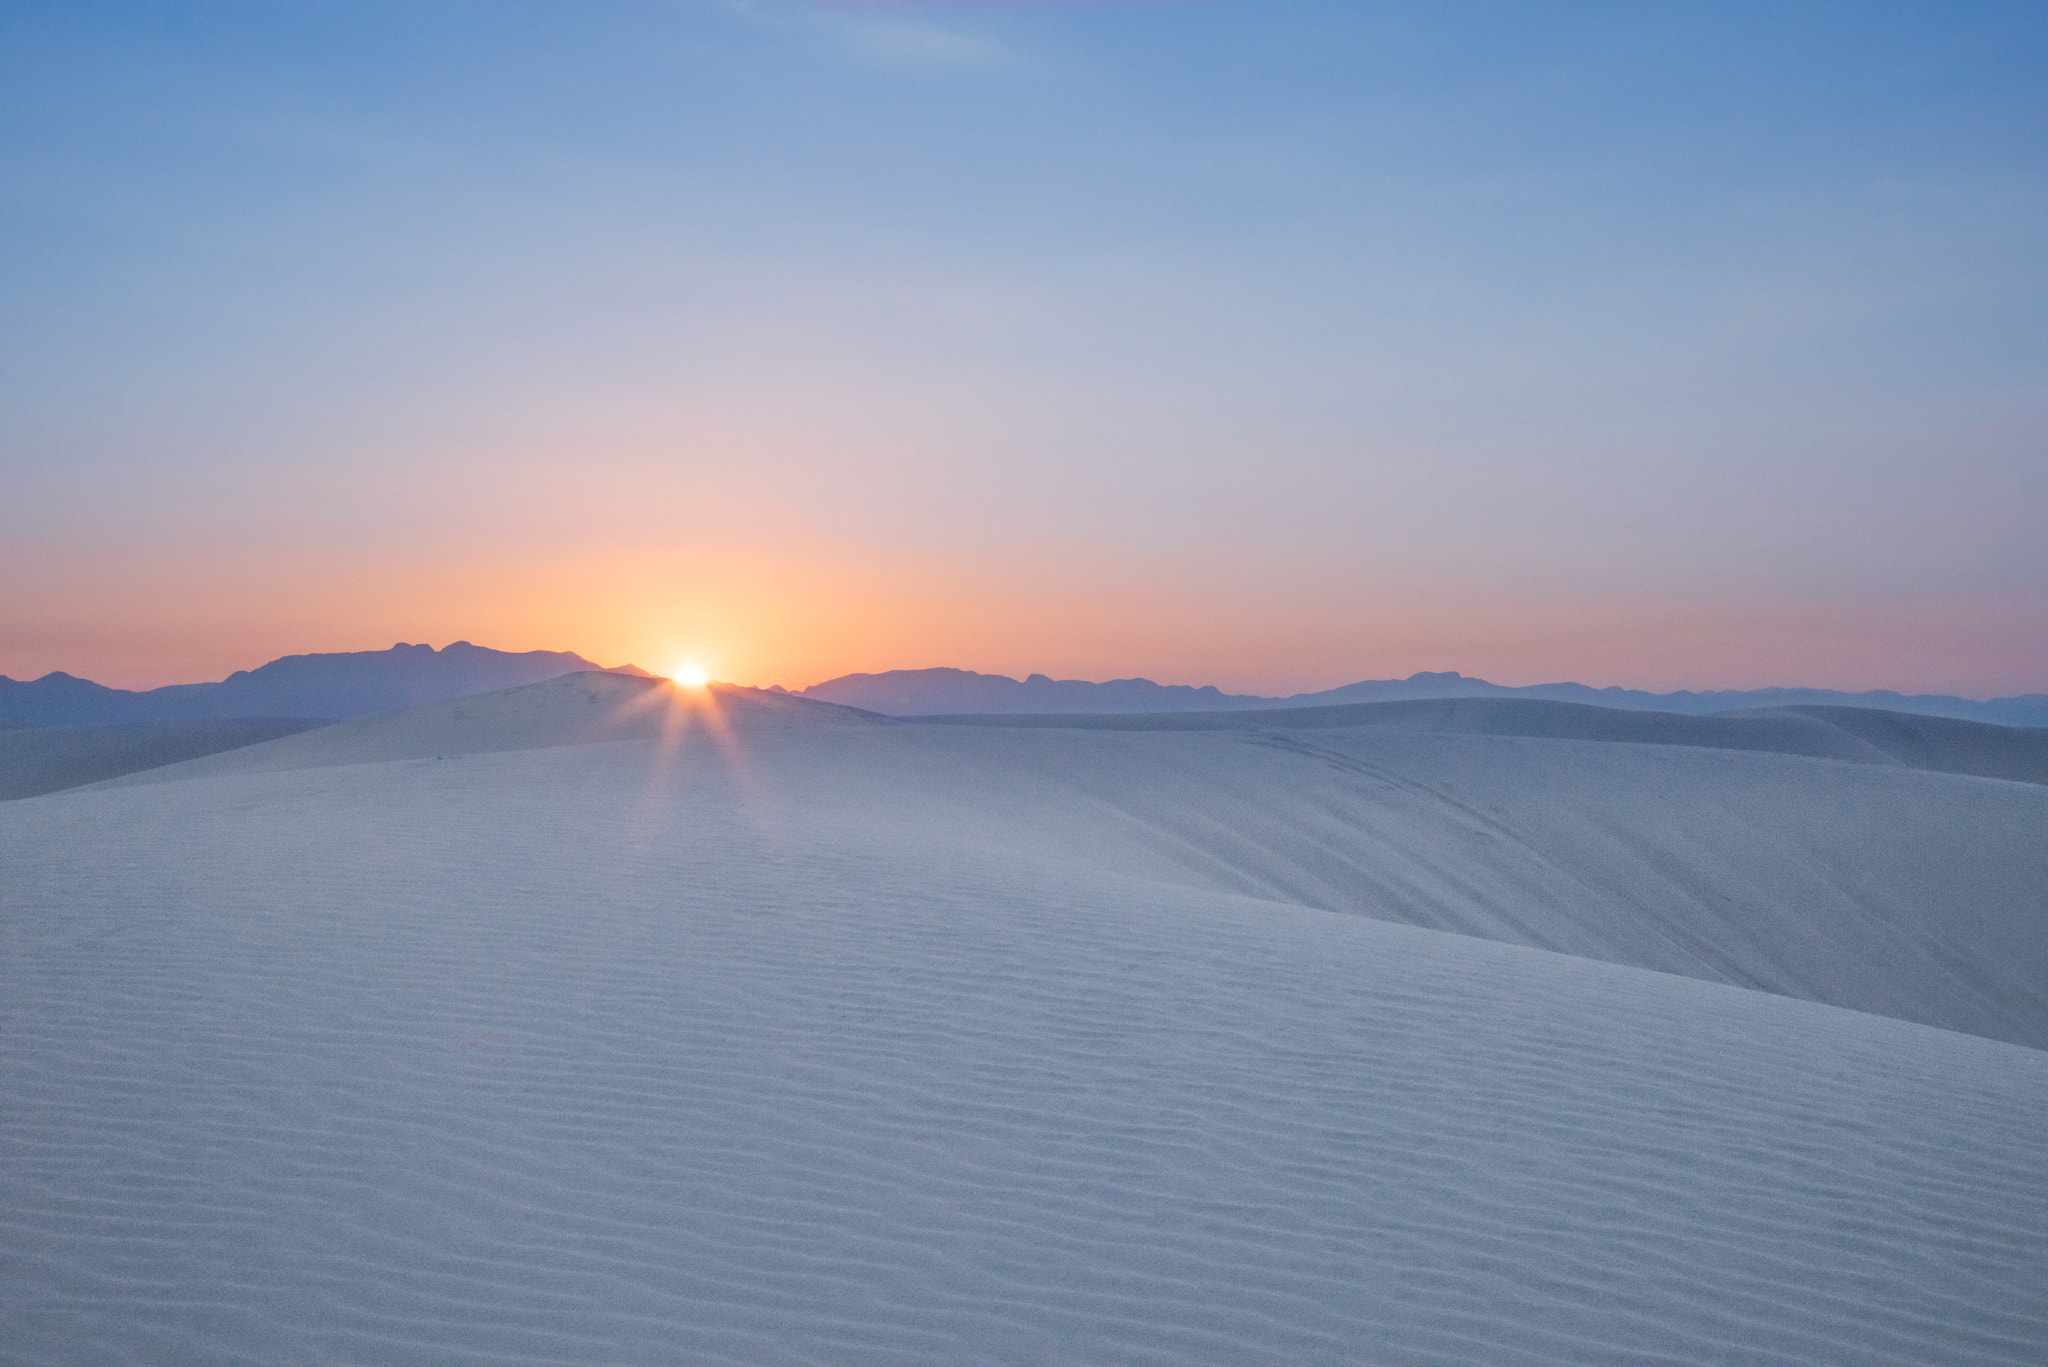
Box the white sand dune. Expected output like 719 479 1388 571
0 717 322 800
5 674 2045 1363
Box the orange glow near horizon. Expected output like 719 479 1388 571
2 536 2044 700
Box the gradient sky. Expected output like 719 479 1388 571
4 1 2045 694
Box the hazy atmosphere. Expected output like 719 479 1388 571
5 1 2044 693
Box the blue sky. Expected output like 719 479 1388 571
4 1 2045 692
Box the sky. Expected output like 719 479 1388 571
3 1 2045 696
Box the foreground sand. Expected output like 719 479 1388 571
4 674 2045 1363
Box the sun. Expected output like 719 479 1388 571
672 665 708 688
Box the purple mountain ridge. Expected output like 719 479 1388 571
7 651 2043 730
796 667 2048 729
0 642 649 726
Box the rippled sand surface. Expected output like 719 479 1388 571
5 676 2045 1364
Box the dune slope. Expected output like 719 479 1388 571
0 718 323 800
1733 703 2048 784
84 688 2048 1047
852 723 2048 1048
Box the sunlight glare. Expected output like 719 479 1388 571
673 665 708 688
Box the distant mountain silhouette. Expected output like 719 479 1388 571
0 642 649 726
11 652 2043 730
796 667 2048 728
788 667 1245 717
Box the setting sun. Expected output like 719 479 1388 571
672 665 708 688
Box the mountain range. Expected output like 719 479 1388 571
0 642 648 726
5 647 2043 729
797 666 2048 728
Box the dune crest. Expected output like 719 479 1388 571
927 695 2048 785
90 671 887 787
